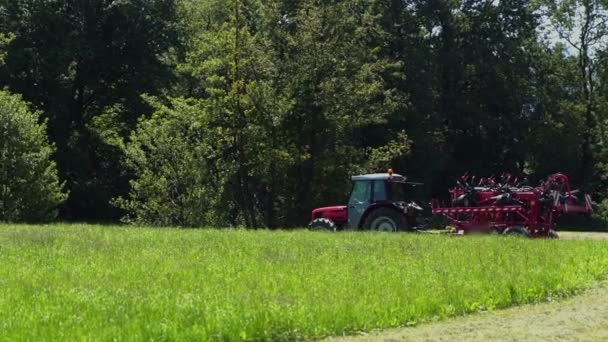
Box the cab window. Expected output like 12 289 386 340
349 181 371 205
372 180 387 201
388 181 407 201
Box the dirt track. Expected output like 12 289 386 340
559 231 608 240
330 231 608 342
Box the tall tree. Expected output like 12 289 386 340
591 47 608 187
177 0 286 227
266 0 407 224
360 0 451 197
526 44 587 179
398 0 540 191
538 0 608 181
0 0 179 221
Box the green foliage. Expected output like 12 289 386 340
118 0 410 228
116 97 231 227
0 32 13 65
180 0 289 227
0 91 66 222
367 130 412 171
2 0 608 225
526 46 587 177
0 0 179 221
594 200 608 225
536 0 608 181
2 225 608 339
270 0 407 215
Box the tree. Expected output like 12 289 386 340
120 0 287 227
592 47 608 187
119 0 409 228
265 0 407 224
0 90 67 222
177 0 286 227
537 0 608 181
116 97 232 227
0 0 180 221
6 0 608 227
388 0 541 194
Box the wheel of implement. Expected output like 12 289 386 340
363 207 409 232
503 226 530 238
308 218 337 232
548 230 560 239
489 225 502 235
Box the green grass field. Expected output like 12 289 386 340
1 225 608 340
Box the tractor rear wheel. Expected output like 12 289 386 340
363 207 409 232
503 226 530 238
308 218 337 232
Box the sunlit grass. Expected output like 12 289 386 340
1 225 608 340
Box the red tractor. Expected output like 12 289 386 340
309 170 424 231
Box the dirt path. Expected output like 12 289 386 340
330 284 608 342
330 232 608 342
559 231 608 240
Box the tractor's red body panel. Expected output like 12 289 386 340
312 206 348 226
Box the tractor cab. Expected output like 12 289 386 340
309 170 423 232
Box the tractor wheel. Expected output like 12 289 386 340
308 218 337 232
503 226 530 238
363 207 409 232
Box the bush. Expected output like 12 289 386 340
586 199 608 231
115 97 230 227
0 90 67 222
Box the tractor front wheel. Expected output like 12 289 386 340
363 207 408 232
308 218 337 232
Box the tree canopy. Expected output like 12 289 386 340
1 0 608 227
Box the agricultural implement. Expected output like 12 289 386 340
432 173 594 238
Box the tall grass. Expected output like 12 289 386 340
1 225 608 340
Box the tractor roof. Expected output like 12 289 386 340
351 173 407 182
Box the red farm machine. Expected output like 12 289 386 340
309 170 594 238
432 173 594 238
309 170 424 232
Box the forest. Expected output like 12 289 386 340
1 0 608 228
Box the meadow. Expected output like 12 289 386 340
1 225 608 341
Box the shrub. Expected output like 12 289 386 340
0 90 67 222
115 97 230 227
589 199 608 230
